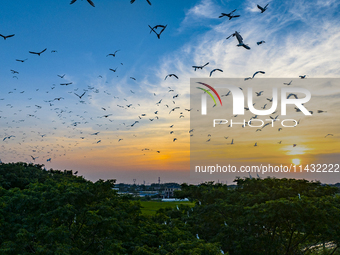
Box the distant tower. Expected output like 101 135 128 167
158 177 160 185
133 179 136 185
143 180 145 185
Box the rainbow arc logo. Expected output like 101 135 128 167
196 82 222 107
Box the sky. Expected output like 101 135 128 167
0 0 339 184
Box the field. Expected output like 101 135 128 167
140 201 195 215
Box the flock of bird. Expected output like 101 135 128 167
0 1 336 173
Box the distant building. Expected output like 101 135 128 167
163 186 180 198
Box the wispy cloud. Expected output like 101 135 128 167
157 0 340 81
178 0 220 32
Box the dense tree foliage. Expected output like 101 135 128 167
0 163 221 254
1 162 339 254
174 178 340 255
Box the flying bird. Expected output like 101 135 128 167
74 92 86 99
169 107 180 114
257 41 265 45
165 74 178 80
244 71 265 80
226 31 250 50
3 135 15 141
149 25 166 32
325 134 333 138
192 62 209 71
106 50 120 57
109 68 118 72
16 59 27 62
148 24 167 39
10 70 19 74
60 82 72 86
29 48 47 56
131 0 151 5
131 121 139 127
284 80 293 85
0 34 15 40
299 75 307 79
210 69 223 77
287 93 298 99
257 3 269 13
30 155 38 161
219 9 240 20
70 0 95 7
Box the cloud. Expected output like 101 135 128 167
156 0 340 81
179 0 219 31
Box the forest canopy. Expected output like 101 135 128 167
0 162 339 255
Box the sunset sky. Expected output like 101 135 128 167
0 0 339 184
190 78 340 183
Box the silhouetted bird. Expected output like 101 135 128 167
165 74 178 80
29 48 47 56
106 50 120 57
210 69 223 77
257 3 268 13
244 71 265 80
74 92 86 99
16 59 27 62
219 9 240 20
283 80 292 85
70 0 95 7
0 34 15 40
226 31 250 50
131 0 151 5
192 62 209 71
287 93 298 99
149 24 167 39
